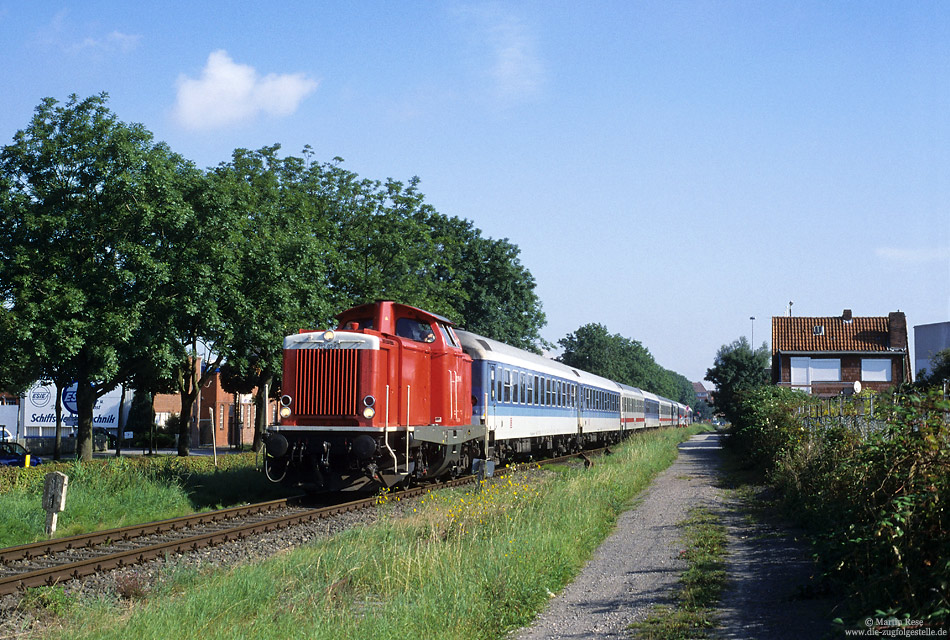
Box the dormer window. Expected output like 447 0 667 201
813 325 824 336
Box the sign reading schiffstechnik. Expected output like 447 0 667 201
25 382 126 437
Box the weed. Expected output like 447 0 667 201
630 506 728 639
19 585 74 619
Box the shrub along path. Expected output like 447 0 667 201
515 432 833 639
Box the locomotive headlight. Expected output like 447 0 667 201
279 406 292 418
323 330 335 341
280 395 292 407
362 406 376 419
363 395 376 407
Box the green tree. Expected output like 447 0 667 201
211 146 337 450
557 323 694 404
704 337 770 425
0 94 194 460
917 348 950 388
452 232 547 353
150 165 244 456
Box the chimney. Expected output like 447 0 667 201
842 309 852 322
887 311 907 350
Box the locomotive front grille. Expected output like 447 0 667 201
294 349 360 416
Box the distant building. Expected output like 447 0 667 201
153 359 275 448
692 381 710 404
914 321 950 379
771 309 911 396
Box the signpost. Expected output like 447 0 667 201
43 472 68 537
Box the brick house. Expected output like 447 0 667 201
692 381 710 404
771 310 911 396
153 360 275 448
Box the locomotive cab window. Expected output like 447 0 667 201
396 318 436 343
437 322 458 347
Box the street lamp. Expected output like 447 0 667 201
750 316 755 347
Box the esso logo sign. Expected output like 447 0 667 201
62 387 79 414
31 386 52 407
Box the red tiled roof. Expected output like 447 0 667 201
772 316 894 353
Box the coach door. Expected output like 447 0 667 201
489 364 498 430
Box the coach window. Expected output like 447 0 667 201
528 376 535 405
512 371 519 404
490 368 495 401
496 373 503 404
520 373 526 405
503 369 511 403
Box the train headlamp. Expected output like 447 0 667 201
363 395 376 407
362 406 376 419
280 395 292 407
279 406 292 419
323 330 335 341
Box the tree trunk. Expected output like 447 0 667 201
53 381 63 461
178 390 196 456
115 385 126 457
76 378 96 461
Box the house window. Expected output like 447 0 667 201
810 359 841 382
861 359 892 382
790 357 841 392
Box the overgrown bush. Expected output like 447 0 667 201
728 386 950 624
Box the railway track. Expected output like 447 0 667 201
0 450 602 596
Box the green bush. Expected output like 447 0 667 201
728 386 950 624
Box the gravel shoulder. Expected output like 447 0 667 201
515 431 725 639
514 431 834 640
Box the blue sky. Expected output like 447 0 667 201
2 1 948 385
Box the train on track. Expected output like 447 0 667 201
264 301 691 491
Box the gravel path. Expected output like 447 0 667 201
514 431 833 639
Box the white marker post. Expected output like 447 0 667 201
209 407 218 468
43 471 68 537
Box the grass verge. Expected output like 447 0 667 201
0 453 293 547
630 506 728 639
26 425 708 640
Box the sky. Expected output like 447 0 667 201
1 1 948 386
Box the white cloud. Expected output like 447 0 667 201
485 15 544 102
72 30 141 54
173 50 318 131
37 10 141 56
456 5 545 106
875 246 950 264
